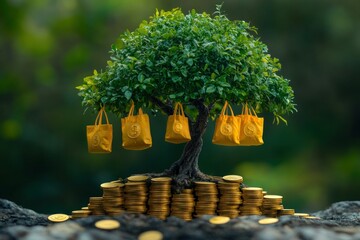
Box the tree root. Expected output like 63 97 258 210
134 170 221 193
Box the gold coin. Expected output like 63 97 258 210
264 195 283 200
48 214 70 222
305 216 321 220
127 175 149 182
294 213 310 217
222 175 243 183
101 182 124 189
151 177 172 182
194 181 216 185
258 218 279 224
242 187 263 191
95 219 120 230
209 216 231 224
138 230 163 240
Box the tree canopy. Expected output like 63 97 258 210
77 7 296 123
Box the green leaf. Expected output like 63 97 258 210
186 58 194 66
206 85 216 93
125 90 132 100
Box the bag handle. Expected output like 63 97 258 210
242 103 258 117
174 102 185 118
127 101 135 117
94 106 110 125
220 101 235 116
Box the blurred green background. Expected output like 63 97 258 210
1 0 359 214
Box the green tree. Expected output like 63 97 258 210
77 7 296 187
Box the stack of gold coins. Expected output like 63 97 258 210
262 195 283 217
101 182 125 216
147 177 172 220
217 179 242 218
170 189 195 221
124 176 148 213
239 187 263 216
88 197 105 215
71 210 91 219
194 182 219 217
278 208 295 216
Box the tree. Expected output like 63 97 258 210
77 7 296 188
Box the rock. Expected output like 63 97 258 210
1 199 360 239
0 198 48 228
314 201 360 226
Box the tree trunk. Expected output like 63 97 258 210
139 99 215 190
162 100 214 189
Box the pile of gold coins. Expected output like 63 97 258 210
239 187 263 216
101 182 125 216
147 177 172 220
66 174 305 221
88 197 105 215
194 182 219 217
217 175 243 218
262 195 284 217
124 176 149 213
170 189 195 221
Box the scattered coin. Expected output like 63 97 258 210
138 230 163 240
209 216 230 225
258 217 279 224
95 219 120 230
48 214 69 222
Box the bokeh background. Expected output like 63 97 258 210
1 0 359 214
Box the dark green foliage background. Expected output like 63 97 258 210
0 0 359 214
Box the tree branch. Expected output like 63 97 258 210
191 99 209 138
149 96 195 124
149 96 173 115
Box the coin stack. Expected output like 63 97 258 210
71 209 91 219
278 208 295 216
217 176 243 218
101 182 125 216
194 182 219 217
88 197 106 215
239 187 263 216
124 176 149 213
147 177 172 220
170 189 195 221
262 195 283 217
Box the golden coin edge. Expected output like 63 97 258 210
48 214 70 222
138 230 163 240
95 219 120 230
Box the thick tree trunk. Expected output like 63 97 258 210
161 100 214 189
140 98 216 190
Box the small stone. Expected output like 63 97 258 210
48 222 84 239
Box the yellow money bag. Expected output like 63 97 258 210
165 102 191 144
212 101 241 146
121 102 152 150
238 103 264 146
86 106 113 153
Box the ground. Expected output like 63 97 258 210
1 199 360 240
